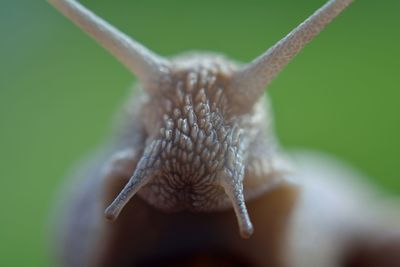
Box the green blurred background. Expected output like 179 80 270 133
0 0 399 266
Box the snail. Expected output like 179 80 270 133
48 0 400 266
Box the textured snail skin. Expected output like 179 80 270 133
55 153 297 267
53 58 400 267
54 54 294 267
47 0 400 266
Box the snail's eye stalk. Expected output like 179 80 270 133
49 0 355 241
47 0 170 88
229 0 354 112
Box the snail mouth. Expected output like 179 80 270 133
104 135 254 238
134 177 226 212
105 166 254 239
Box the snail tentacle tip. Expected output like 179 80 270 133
240 223 254 239
104 204 120 221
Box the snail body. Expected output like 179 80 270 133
49 0 400 266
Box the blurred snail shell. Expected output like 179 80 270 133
48 1 400 266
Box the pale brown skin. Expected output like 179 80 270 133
55 144 296 267
54 54 292 267
48 0 400 267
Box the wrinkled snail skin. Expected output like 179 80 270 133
54 79 296 267
47 0 400 266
